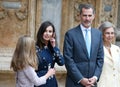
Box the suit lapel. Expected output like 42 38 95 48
75 25 88 56
90 28 97 58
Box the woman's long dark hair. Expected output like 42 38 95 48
36 21 56 51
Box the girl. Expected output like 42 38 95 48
11 35 55 87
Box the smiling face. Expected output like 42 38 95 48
80 8 95 28
43 26 54 44
103 27 115 44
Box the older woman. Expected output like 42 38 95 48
98 21 120 87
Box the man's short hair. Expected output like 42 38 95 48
79 4 95 14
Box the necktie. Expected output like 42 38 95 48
85 29 91 58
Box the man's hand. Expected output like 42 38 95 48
80 78 91 87
88 77 97 87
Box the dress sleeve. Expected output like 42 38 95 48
53 47 64 66
23 66 47 86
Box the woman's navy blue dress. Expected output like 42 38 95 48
35 45 64 87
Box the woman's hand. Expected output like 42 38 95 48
50 38 56 47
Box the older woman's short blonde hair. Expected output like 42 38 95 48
99 21 116 44
99 21 115 32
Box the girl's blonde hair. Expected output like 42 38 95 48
11 35 37 71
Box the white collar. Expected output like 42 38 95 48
80 24 91 31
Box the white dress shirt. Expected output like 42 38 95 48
80 24 91 42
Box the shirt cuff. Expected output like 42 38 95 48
77 78 83 84
93 76 98 81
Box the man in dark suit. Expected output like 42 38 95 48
63 4 104 87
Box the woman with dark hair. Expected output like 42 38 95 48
35 21 64 87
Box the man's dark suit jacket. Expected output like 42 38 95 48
63 25 104 87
